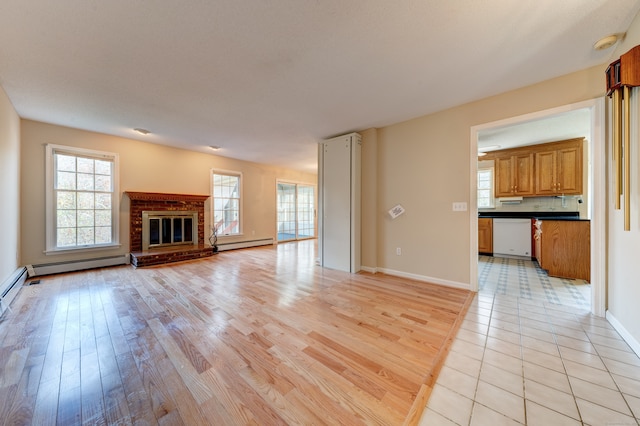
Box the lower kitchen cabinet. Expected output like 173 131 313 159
538 220 590 281
478 218 493 254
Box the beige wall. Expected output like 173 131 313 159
0 85 21 284
368 65 604 286
606 13 640 347
20 120 316 266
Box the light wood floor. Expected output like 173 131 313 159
0 240 472 425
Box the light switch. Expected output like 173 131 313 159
452 202 468 211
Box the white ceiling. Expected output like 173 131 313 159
1 1 638 173
478 108 592 152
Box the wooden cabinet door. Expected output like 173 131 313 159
534 140 583 196
494 156 514 197
557 146 582 194
478 218 493 254
535 150 557 195
540 220 590 281
513 152 534 196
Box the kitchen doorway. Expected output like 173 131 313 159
469 98 606 316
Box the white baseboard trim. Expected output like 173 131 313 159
217 238 274 252
0 267 28 316
359 265 378 274
27 254 130 277
606 310 640 358
377 267 470 290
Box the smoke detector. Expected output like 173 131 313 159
594 34 622 51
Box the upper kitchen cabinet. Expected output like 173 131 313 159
487 138 584 198
494 150 535 197
534 138 583 196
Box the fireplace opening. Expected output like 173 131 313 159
142 211 198 251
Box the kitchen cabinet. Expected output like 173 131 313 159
478 218 493 254
494 151 535 197
487 138 584 198
535 139 583 195
538 220 590 281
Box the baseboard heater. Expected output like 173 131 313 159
0 267 28 317
216 238 274 252
26 254 130 277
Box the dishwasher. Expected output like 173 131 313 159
492 218 531 258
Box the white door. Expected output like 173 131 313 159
321 140 352 272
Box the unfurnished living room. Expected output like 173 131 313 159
2 1 640 425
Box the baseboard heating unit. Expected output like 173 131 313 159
0 267 28 317
217 238 274 252
26 254 130 277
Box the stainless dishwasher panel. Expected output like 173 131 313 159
493 218 531 258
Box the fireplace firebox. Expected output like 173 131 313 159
142 211 198 250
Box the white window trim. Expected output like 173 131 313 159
45 144 120 254
477 166 495 209
211 169 243 237
276 179 317 241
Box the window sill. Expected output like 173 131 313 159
216 233 243 238
44 243 122 255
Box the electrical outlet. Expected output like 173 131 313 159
452 202 468 211
396 247 402 255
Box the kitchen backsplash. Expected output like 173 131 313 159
479 195 587 218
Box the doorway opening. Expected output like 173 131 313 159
470 98 606 316
276 181 316 242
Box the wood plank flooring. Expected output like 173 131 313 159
0 240 472 425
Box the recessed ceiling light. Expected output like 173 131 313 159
134 128 151 135
209 145 221 150
594 34 622 51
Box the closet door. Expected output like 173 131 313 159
321 140 352 272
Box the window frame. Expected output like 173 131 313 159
477 166 495 209
211 169 243 237
45 144 120 254
276 180 316 242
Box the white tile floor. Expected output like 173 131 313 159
420 258 640 426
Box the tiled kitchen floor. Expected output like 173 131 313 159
420 257 640 425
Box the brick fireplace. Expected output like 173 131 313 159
125 191 214 267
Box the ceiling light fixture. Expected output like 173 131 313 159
594 34 622 51
209 145 221 150
134 128 151 135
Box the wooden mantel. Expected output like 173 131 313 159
124 191 209 203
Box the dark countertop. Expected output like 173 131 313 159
478 211 589 221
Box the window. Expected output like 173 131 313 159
46 144 119 252
477 167 495 208
212 171 241 235
277 182 315 241
297 185 315 238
